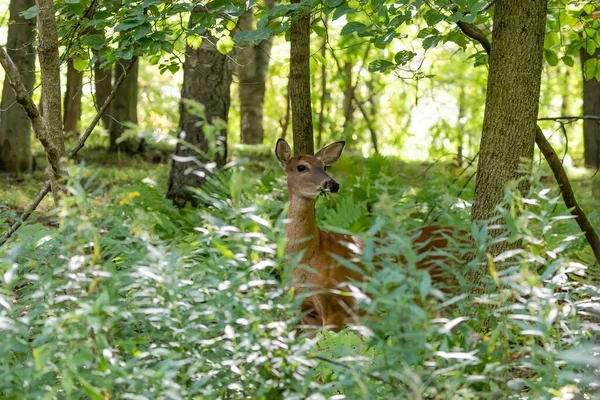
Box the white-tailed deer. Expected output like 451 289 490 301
275 138 461 332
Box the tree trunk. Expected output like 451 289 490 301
237 0 274 145
471 0 547 251
343 62 354 132
316 19 328 149
36 0 66 199
580 48 600 169
63 58 83 138
167 8 233 208
289 0 314 155
94 64 112 131
0 0 36 173
109 58 139 153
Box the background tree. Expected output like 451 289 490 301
0 0 36 173
63 58 83 137
167 7 234 207
109 56 140 152
237 0 274 145
289 0 314 155
580 47 600 169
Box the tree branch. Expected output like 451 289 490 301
535 126 600 265
0 57 138 248
538 115 600 121
456 21 491 55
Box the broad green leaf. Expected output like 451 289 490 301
562 55 574 67
61 369 74 396
21 5 37 19
327 0 344 7
544 49 559 67
584 57 597 81
340 21 367 36
134 22 153 40
234 28 271 44
186 34 203 50
83 34 105 50
368 59 394 73
586 40 597 56
75 375 104 400
394 50 416 65
422 35 441 50
424 9 445 27
216 35 235 54
73 55 88 72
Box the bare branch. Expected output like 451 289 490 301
0 58 138 248
535 126 600 265
456 21 491 55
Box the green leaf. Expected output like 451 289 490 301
368 59 394 73
186 34 203 50
424 10 445 27
561 55 574 67
312 25 326 37
584 57 597 81
83 34 105 50
332 2 355 21
65 0 80 3
115 17 144 32
61 369 74 396
586 40 597 56
340 21 367 36
149 55 161 65
73 55 88 72
327 0 344 7
422 35 441 50
394 50 416 65
234 28 271 44
134 22 153 40
544 49 558 67
75 375 103 400
216 35 234 54
419 270 431 300
21 5 37 19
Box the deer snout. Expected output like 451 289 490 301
323 179 340 193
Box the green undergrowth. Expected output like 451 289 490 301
0 148 598 398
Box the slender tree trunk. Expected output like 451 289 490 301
316 19 328 149
109 58 139 153
0 0 36 173
36 0 65 199
471 0 547 252
237 0 274 145
580 48 600 169
63 59 83 138
342 62 354 132
167 7 233 207
289 0 314 155
281 78 291 140
456 86 466 165
94 64 112 131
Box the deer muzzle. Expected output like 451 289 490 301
322 179 340 193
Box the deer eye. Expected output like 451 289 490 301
297 165 308 172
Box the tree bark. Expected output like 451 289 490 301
580 47 600 169
316 18 328 149
36 0 66 200
237 0 274 145
0 0 36 173
63 58 83 138
109 58 139 152
167 8 233 208
471 0 547 240
94 64 112 131
343 62 354 132
289 0 314 155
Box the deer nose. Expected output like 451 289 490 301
324 180 340 193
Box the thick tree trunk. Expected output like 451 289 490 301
289 0 314 155
167 9 233 208
109 58 139 152
0 0 36 173
580 48 600 169
36 0 65 200
237 1 274 145
471 0 547 251
63 59 83 137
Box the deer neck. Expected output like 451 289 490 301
286 193 320 252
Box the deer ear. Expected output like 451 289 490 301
275 138 291 168
315 141 345 166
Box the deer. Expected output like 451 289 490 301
275 138 462 332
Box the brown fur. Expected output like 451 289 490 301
276 139 464 331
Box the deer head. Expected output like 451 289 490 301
275 139 346 199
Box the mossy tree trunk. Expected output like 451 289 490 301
167 7 233 207
0 0 36 173
471 0 547 256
